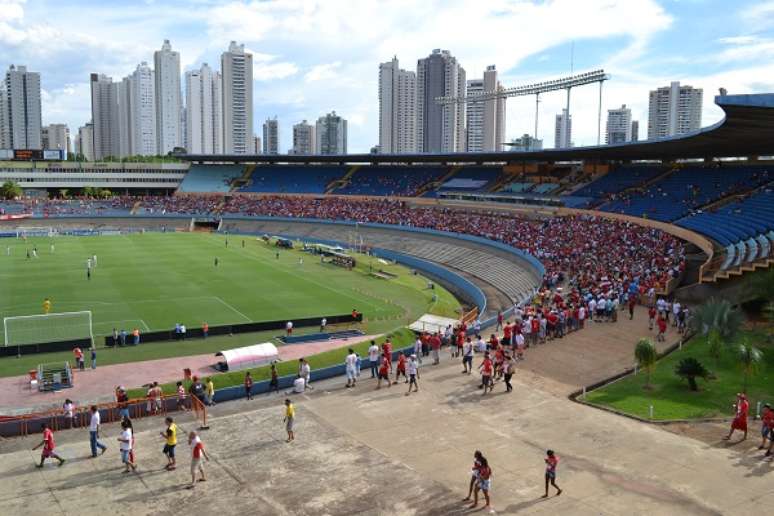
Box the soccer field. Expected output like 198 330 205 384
0 231 460 345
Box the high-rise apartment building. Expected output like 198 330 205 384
124 62 157 156
416 49 466 153
631 120 639 142
221 41 253 154
76 123 94 161
465 66 506 153
262 117 278 155
316 111 347 155
378 57 416 154
185 63 223 154
2 65 42 149
554 109 572 149
90 73 120 160
292 120 316 155
252 135 261 154
154 39 182 154
42 124 71 153
605 104 632 144
465 78 484 152
647 81 702 140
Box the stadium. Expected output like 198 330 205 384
0 92 772 515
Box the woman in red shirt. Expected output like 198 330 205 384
725 393 749 441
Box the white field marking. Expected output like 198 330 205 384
212 296 252 323
139 319 151 331
203 234 381 310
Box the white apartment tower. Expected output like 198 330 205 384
465 79 484 152
465 66 506 153
221 41 253 154
416 49 466 153
605 104 633 144
154 39 182 154
90 73 120 160
185 64 223 154
647 81 702 140
262 117 279 155
76 123 94 161
378 57 416 154
126 62 157 156
42 124 71 153
554 109 572 149
2 65 42 149
316 111 347 155
292 120 316 155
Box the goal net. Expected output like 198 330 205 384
3 311 93 347
15 227 58 238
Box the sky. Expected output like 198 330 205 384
1 0 773 152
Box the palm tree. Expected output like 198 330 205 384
737 342 763 393
675 357 710 391
0 180 22 200
690 298 744 342
635 338 658 389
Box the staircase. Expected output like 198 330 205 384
487 167 518 193
326 165 359 194
230 164 255 191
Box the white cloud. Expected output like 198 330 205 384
717 35 762 45
304 61 341 82
253 61 299 81
742 1 774 31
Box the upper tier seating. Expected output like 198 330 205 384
677 184 774 269
430 166 503 196
177 165 244 193
572 165 665 198
238 165 346 194
334 166 446 196
599 165 771 221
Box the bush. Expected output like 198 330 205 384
675 357 709 391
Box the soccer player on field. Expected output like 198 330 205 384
42 297 51 314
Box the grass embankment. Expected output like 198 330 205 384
586 329 774 420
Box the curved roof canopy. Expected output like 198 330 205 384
215 343 279 372
180 94 774 165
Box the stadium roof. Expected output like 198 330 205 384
179 93 774 165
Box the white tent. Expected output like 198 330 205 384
215 343 279 372
409 314 460 334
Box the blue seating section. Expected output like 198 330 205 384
676 185 774 269
427 166 503 197
178 165 244 193
532 183 559 194
599 165 772 221
239 165 346 194
502 182 532 193
572 165 664 198
335 166 445 196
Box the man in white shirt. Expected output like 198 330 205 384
320 318 327 332
522 318 532 347
368 340 380 378
672 301 681 327
117 420 136 472
345 348 358 388
406 354 420 395
578 306 586 328
476 335 487 353
414 338 423 364
299 358 312 390
88 405 107 457
462 338 474 374
588 299 597 322
286 321 293 337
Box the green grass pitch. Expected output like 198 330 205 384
0 231 460 351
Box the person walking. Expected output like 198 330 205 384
118 419 137 473
160 416 178 470
462 337 474 374
33 423 65 468
376 356 391 390
405 354 420 395
479 352 494 395
725 393 750 441
345 348 358 388
88 405 108 457
187 431 210 489
269 363 280 394
543 450 562 497
244 372 254 400
470 456 492 509
299 358 312 390
463 450 484 502
205 377 216 406
283 399 295 443
368 340 380 378
502 353 515 393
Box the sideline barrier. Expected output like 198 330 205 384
0 392 207 438
103 312 362 347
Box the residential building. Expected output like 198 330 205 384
509 133 543 152
154 39 182 154
221 41 253 154
41 124 71 153
291 120 315 155
416 49 466 153
185 63 223 154
554 109 572 149
631 120 639 142
315 111 347 155
262 116 278 155
605 104 632 144
465 78 484 152
647 81 702 140
90 73 121 159
253 135 261 154
76 123 94 161
378 57 416 153
0 81 7 148
126 62 157 156
2 65 42 149
117 76 133 157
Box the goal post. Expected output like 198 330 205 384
15 227 57 238
3 311 94 348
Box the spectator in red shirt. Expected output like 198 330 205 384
376 356 391 390
32 423 65 468
479 353 494 394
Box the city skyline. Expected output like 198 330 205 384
0 0 772 152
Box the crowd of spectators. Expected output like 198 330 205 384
0 196 138 216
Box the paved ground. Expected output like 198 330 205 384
1 308 768 515
0 334 379 414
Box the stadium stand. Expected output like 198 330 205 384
238 165 347 194
428 166 504 196
333 165 446 196
177 164 244 193
572 165 665 199
599 165 772 221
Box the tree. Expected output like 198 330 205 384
737 342 763 393
0 181 22 200
675 357 710 391
690 298 744 342
707 328 723 368
635 338 658 389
